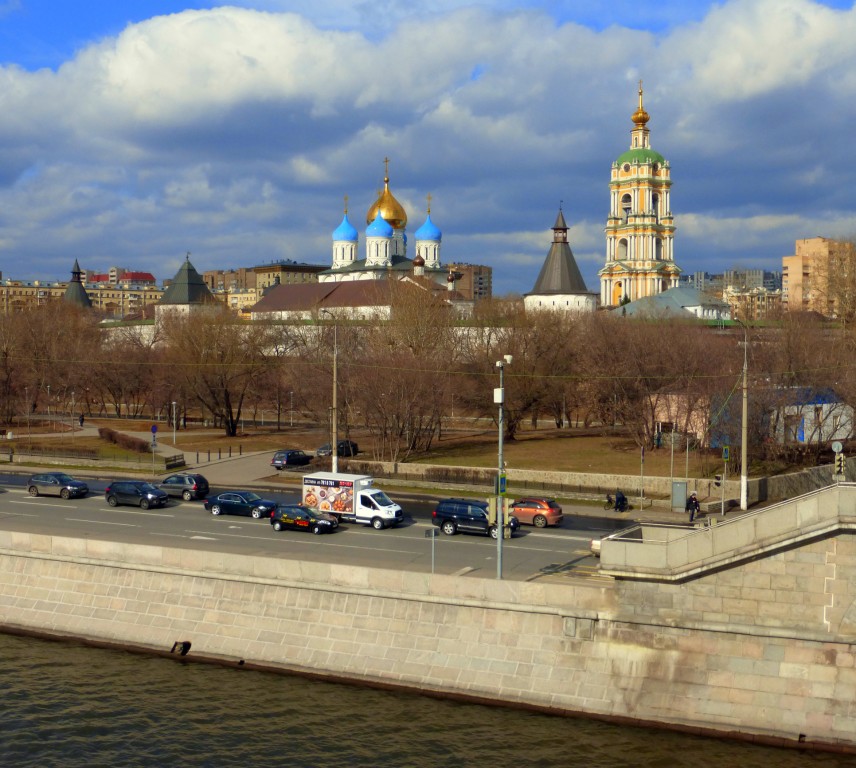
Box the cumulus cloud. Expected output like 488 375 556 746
0 0 854 292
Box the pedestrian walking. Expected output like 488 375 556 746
78 414 84 428
686 492 700 523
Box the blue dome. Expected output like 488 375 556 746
415 213 442 242
332 213 358 242
366 210 393 238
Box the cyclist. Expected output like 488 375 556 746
614 490 628 512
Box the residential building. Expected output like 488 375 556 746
202 268 257 293
722 286 782 321
782 237 856 316
253 260 326 293
446 263 492 301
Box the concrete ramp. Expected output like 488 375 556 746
599 483 856 581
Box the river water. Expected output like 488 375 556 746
1 632 855 768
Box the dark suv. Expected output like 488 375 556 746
155 473 209 500
431 498 519 538
271 449 312 470
316 440 359 457
105 481 169 509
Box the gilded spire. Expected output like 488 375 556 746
631 80 650 127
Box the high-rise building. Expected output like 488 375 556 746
782 237 856 316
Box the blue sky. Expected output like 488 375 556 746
0 0 855 295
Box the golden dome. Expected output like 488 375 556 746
631 80 649 126
366 158 407 229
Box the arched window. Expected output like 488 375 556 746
621 194 631 224
655 238 663 260
617 239 628 260
652 193 659 223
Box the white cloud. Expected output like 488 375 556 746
0 1 854 295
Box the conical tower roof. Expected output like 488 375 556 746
529 208 589 295
160 254 214 305
62 259 92 308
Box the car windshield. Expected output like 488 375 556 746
241 492 262 502
140 483 158 491
371 491 393 506
55 474 74 483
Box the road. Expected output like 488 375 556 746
0 473 619 581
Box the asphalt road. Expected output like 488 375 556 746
0 471 618 581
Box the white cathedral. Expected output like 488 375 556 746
318 160 448 287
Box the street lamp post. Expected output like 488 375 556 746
290 391 294 428
321 310 338 473
495 354 512 580
736 319 750 511
172 401 177 447
70 390 75 443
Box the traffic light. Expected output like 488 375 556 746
714 474 722 487
835 453 846 475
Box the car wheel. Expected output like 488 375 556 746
28 486 39 497
251 508 263 519
533 514 547 528
107 496 118 507
273 521 283 531
312 524 323 535
489 526 499 539
210 504 221 515
140 499 150 510
371 517 384 530
441 520 456 535
60 488 71 500
182 490 193 501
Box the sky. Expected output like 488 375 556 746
0 0 855 296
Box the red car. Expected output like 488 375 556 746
509 497 564 528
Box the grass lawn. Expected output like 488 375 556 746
6 417 791 481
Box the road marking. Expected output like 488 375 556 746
10 500 71 509
67 518 138 527
97 508 174 518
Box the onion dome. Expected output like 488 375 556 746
631 81 649 127
366 160 407 229
447 270 456 284
366 209 394 238
332 212 358 242
415 213 442 242
412 254 425 267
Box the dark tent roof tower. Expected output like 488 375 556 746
529 208 589 295
62 259 93 309
160 253 214 306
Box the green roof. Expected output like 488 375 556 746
614 147 666 166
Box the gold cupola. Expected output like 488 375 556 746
631 80 649 127
366 157 407 229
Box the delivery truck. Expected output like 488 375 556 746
301 472 403 529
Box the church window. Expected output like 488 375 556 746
655 238 663 260
621 194 631 223
652 193 660 223
623 163 630 172
617 239 628 260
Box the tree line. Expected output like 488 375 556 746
1 293 854 472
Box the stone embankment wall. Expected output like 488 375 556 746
2 530 856 750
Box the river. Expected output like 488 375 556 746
1 632 854 767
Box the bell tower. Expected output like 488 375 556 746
599 83 680 306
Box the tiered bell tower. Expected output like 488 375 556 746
599 83 680 306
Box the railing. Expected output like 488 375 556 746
599 483 856 580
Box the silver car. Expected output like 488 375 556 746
27 472 89 500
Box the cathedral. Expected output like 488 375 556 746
319 159 447 286
599 84 681 306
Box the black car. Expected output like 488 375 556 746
156 473 210 501
271 449 312 470
316 440 359 457
105 481 169 509
431 498 520 538
204 491 278 519
270 504 338 534
27 472 89 499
